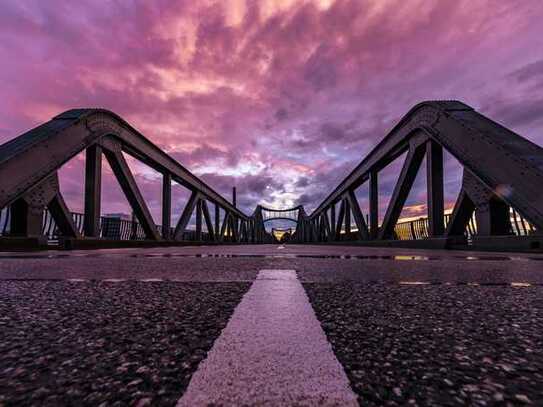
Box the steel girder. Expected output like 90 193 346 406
0 109 246 220
2 101 543 249
309 100 543 242
0 109 246 245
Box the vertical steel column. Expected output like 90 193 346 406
84 145 102 237
195 198 202 241
232 187 238 237
330 203 336 240
215 203 220 240
10 199 43 237
335 200 346 240
226 212 231 241
426 140 444 237
369 171 378 239
162 173 171 239
201 199 215 241
344 198 351 237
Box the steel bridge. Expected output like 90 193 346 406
1 101 542 251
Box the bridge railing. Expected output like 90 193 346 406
0 206 216 243
392 208 535 241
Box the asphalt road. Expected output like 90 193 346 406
1 244 542 406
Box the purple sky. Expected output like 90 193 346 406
1 0 543 225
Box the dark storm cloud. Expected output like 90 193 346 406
1 0 542 217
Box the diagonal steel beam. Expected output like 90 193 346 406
220 211 230 242
445 189 475 237
322 211 332 241
201 199 215 241
330 203 336 239
48 192 81 239
195 198 203 241
230 215 239 242
317 215 325 241
335 199 346 240
345 190 369 240
378 144 426 240
103 148 160 240
174 191 199 240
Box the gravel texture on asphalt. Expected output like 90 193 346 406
304 283 543 406
0 280 250 406
2 254 542 285
0 257 260 281
291 257 543 284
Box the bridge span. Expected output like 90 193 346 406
1 100 543 252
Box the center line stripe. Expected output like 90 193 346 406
177 269 358 406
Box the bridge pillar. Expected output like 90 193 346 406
335 200 346 240
10 198 43 238
84 145 102 238
330 204 336 241
195 199 203 241
344 198 351 239
447 170 513 238
476 199 512 236
462 171 512 236
369 171 379 239
215 204 220 240
426 140 444 237
162 173 171 239
9 172 80 242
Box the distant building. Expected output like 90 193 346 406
103 213 132 220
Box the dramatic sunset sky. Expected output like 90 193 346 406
1 0 543 225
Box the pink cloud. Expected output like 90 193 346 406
1 0 542 220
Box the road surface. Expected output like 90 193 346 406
1 244 542 406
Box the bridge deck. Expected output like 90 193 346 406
1 245 542 405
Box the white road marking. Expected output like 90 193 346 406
177 269 358 406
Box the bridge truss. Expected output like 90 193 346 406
0 109 258 249
1 101 542 251
302 101 543 251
